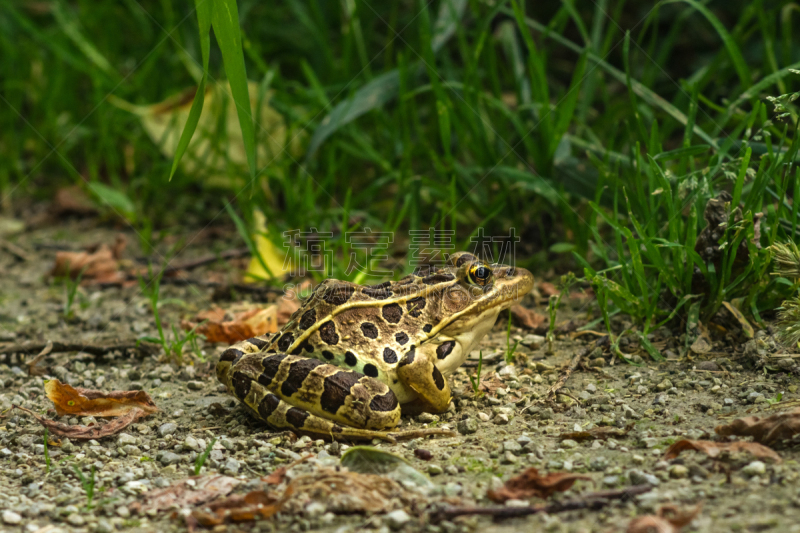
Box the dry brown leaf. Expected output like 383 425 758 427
191 488 289 527
663 439 781 463
14 405 148 440
130 475 241 515
690 322 713 354
53 186 98 217
715 408 800 445
627 504 702 533
487 467 591 503
664 439 783 463
557 423 634 442
50 235 127 283
182 299 299 344
461 371 504 396
26 341 53 376
45 379 158 417
284 469 411 515
538 281 558 297
509 305 548 331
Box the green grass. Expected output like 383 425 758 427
468 350 484 397
138 264 203 363
43 428 51 474
194 437 216 475
2 1 800 330
73 464 96 510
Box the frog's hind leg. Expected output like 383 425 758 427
220 351 402 429
215 334 275 387
395 344 452 413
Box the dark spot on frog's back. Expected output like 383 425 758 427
231 371 252 399
320 371 361 414
399 346 416 367
407 296 426 317
369 390 399 412
257 393 281 420
299 309 316 329
395 332 409 345
277 333 294 351
246 336 269 350
258 353 287 387
382 303 403 323
422 273 456 285
383 347 398 364
323 284 355 305
344 351 357 366
362 286 393 299
361 322 379 339
220 348 244 364
286 407 310 428
322 350 334 360
423 324 432 333
281 358 324 397
455 253 477 267
319 321 339 345
363 364 379 378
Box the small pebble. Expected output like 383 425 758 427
414 449 433 461
158 422 178 437
66 513 85 526
2 510 21 525
501 451 518 464
742 461 766 477
493 414 509 425
187 381 204 391
385 509 411 530
428 464 444 475
669 465 689 479
457 418 478 434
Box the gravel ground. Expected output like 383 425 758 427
2 221 800 533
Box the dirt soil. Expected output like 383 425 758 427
2 221 800 533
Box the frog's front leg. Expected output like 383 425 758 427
396 344 452 413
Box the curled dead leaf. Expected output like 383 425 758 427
715 408 800 445
690 322 713 354
45 379 158 417
50 234 128 284
487 467 591 503
663 439 781 463
131 475 241 515
191 488 288 527
181 299 299 344
627 504 702 533
13 405 148 440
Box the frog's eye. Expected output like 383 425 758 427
468 265 492 286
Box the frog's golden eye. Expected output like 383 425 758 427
469 265 492 286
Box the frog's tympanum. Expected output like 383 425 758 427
216 252 533 440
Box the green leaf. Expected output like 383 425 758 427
550 243 575 253
652 144 711 161
637 332 665 361
211 0 256 178
661 0 751 88
306 0 467 157
88 183 135 219
168 0 212 181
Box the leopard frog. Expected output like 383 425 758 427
216 251 533 441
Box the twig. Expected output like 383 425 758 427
431 484 653 523
523 343 593 413
0 239 30 261
0 340 159 358
159 248 251 273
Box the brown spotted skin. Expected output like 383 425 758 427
216 251 533 440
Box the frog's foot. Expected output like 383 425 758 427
396 345 453 413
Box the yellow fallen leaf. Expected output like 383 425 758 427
109 81 299 189
245 209 292 282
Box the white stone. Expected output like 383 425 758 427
2 510 21 525
385 509 411 530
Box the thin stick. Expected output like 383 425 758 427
0 340 159 358
432 484 653 522
159 248 251 273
